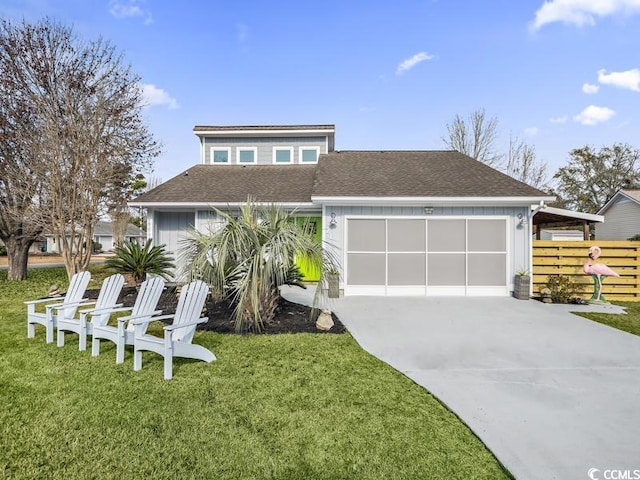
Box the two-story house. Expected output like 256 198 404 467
131 124 553 297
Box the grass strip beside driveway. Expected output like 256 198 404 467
576 301 640 336
0 267 509 480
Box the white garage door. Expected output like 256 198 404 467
345 217 508 296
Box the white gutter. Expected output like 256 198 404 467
194 129 335 136
128 201 317 209
311 196 556 207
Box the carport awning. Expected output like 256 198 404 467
532 206 603 240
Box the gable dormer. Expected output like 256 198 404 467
193 124 335 166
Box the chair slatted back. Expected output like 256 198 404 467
90 274 125 327
171 280 209 343
60 271 92 320
125 276 165 334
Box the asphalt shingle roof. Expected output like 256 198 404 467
132 151 548 205
312 151 548 197
133 164 317 203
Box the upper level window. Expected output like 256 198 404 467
210 147 230 164
237 147 257 164
300 147 320 163
273 146 293 164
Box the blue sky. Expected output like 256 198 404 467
2 0 640 183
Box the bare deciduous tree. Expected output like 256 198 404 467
442 108 503 168
0 20 51 279
0 18 159 279
505 135 549 190
108 172 147 245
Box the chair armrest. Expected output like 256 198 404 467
48 299 91 310
164 317 208 331
96 306 134 316
79 304 124 315
130 313 171 325
24 297 64 305
118 310 163 323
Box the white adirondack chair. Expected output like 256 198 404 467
25 271 92 344
56 274 125 351
132 280 216 380
91 276 165 364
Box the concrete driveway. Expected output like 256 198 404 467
281 289 640 480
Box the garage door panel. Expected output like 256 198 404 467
468 219 506 252
388 253 426 285
345 217 509 296
428 220 465 252
348 219 386 251
347 253 385 285
388 220 425 252
427 254 466 286
468 254 507 286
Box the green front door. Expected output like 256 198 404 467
294 216 322 281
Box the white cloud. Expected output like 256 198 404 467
597 68 640 92
531 0 640 30
109 1 153 25
396 52 434 75
582 82 600 94
549 115 568 124
524 127 539 136
573 105 616 125
140 84 178 109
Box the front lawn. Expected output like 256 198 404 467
576 302 640 336
0 267 509 479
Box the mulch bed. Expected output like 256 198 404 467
85 286 345 335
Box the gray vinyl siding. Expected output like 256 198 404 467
323 205 530 290
203 136 328 165
595 198 640 240
154 211 195 258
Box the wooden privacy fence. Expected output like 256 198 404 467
532 240 640 302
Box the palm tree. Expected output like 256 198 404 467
105 240 175 285
180 202 336 333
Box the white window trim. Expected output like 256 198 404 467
272 146 294 164
299 146 320 164
236 147 258 164
210 147 231 164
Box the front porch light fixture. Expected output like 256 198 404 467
329 212 337 228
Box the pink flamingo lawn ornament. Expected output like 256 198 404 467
583 246 620 303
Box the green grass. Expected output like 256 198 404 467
0 267 510 479
576 302 640 336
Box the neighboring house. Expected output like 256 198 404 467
93 221 146 251
45 221 146 253
131 124 557 297
539 229 586 241
595 190 640 240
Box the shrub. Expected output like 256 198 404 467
544 275 584 303
628 234 640 241
92 242 102 253
0 245 6 256
105 240 175 285
181 201 337 333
